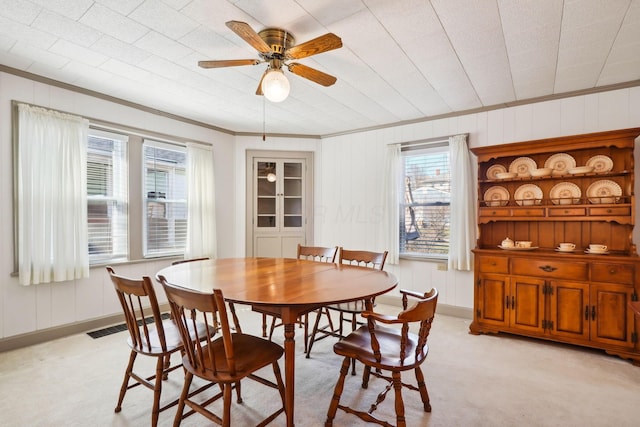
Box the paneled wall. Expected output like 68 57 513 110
1 68 639 344
0 72 235 341
319 87 640 310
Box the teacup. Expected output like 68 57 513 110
516 241 532 248
589 244 608 253
558 243 575 251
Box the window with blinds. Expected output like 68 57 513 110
400 143 450 257
143 140 187 257
87 130 128 264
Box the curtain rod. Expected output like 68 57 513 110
397 133 469 150
12 100 212 148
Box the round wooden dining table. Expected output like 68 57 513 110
156 257 398 427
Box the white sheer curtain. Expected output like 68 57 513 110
378 143 402 264
17 103 90 286
448 134 476 271
185 143 217 259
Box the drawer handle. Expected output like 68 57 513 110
564 210 569 214
609 269 616 274
607 209 612 213
539 265 557 272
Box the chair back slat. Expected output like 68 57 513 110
297 244 338 262
107 266 168 352
159 276 241 377
339 248 388 270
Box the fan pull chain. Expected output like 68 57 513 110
262 95 266 141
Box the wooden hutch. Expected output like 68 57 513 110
469 128 640 365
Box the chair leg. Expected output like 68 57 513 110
392 371 406 427
235 381 243 403
268 316 277 341
173 371 193 427
414 366 431 412
302 313 309 353
325 357 351 426
222 383 232 427
261 313 268 337
361 365 372 389
272 361 286 407
306 309 323 358
151 356 165 427
115 350 137 412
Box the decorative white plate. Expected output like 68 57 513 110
509 157 537 177
514 184 543 206
498 246 539 251
550 182 581 205
483 186 509 206
486 164 507 179
544 153 576 175
586 179 622 204
586 155 613 173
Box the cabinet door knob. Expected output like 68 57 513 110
539 265 557 272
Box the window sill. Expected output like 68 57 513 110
399 254 447 262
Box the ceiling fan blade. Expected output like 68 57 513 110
286 33 342 59
256 71 266 96
287 63 337 87
226 20 272 54
198 59 260 69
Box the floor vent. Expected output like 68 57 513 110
87 313 170 339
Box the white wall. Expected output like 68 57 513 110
0 72 235 340
320 87 640 309
2 69 639 342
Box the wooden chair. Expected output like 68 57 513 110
258 244 338 352
159 275 286 426
107 266 210 427
306 248 388 368
325 288 439 427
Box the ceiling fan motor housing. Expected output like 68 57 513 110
258 28 295 58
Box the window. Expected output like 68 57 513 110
143 140 187 257
87 130 129 264
400 143 450 257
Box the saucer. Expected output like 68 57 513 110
555 248 577 253
585 249 609 255
499 245 538 251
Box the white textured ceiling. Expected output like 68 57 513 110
1 0 639 136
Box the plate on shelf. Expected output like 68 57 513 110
486 164 507 179
586 155 613 173
508 157 537 177
555 247 578 253
514 184 543 206
585 249 610 255
483 186 509 206
544 153 576 175
586 179 622 204
498 245 539 251
549 182 581 205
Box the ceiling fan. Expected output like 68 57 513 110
198 21 343 102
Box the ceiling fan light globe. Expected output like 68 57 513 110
262 69 290 102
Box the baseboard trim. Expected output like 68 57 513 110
0 303 171 353
375 294 473 319
0 299 472 353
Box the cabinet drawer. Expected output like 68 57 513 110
548 207 587 217
511 258 588 280
591 263 635 285
512 208 545 217
588 206 631 216
478 256 508 273
479 207 510 217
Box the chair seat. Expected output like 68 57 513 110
127 318 210 354
185 333 284 383
333 325 428 371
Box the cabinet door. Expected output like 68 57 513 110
548 280 590 341
255 160 304 231
509 276 545 333
589 283 635 348
476 274 509 327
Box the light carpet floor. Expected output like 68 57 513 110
1 304 639 426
